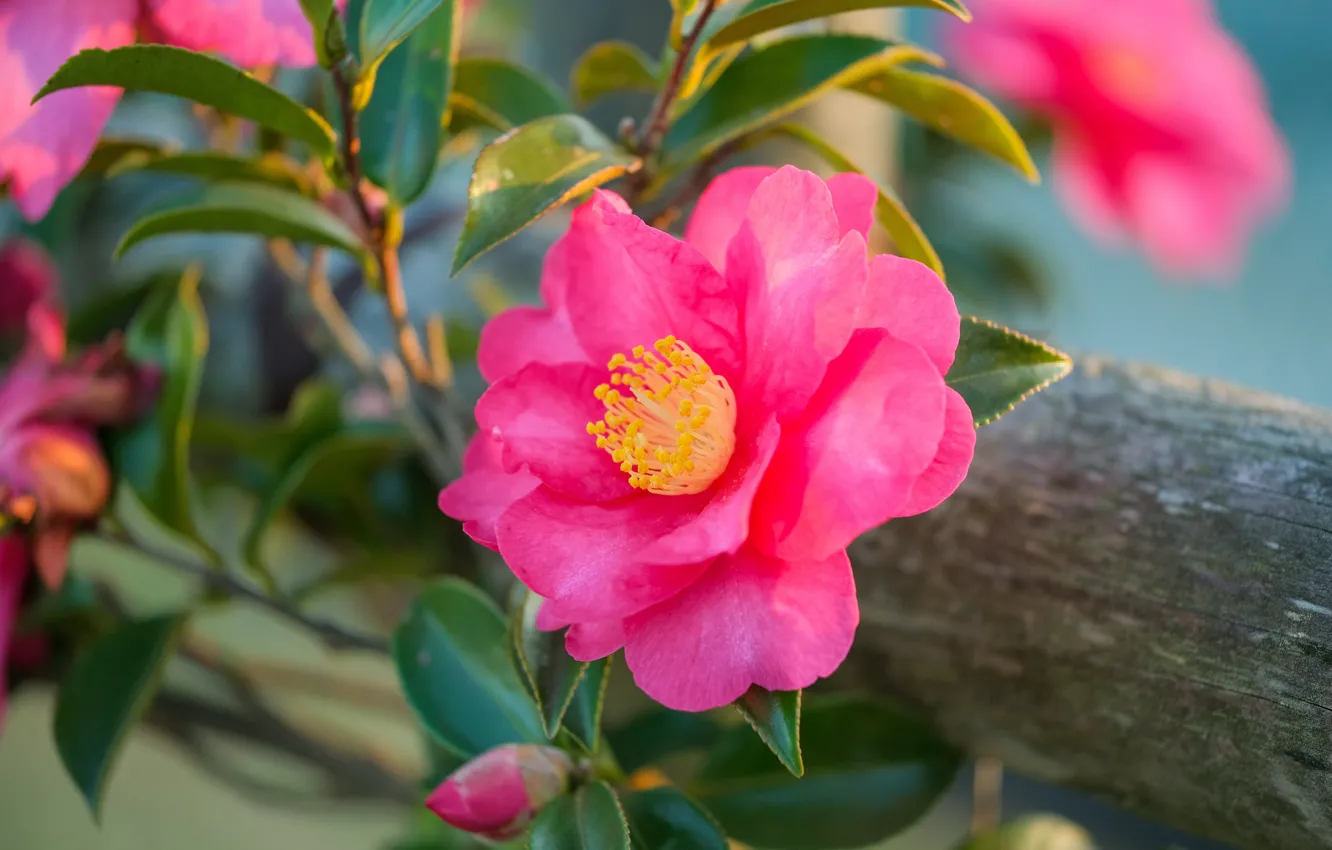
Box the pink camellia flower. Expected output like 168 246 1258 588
947 0 1288 279
439 165 975 711
0 239 157 727
425 744 573 840
0 0 324 221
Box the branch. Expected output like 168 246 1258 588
839 358 1332 850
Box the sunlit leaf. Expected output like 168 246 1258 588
449 58 570 134
570 41 659 108
708 0 971 49
947 317 1072 426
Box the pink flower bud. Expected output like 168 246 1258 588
425 744 574 840
0 240 57 335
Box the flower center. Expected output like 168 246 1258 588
585 336 736 495
1089 47 1159 107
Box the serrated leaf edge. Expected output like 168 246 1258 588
736 688 804 778
955 316 1073 427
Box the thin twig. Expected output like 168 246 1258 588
99 531 391 655
637 0 719 163
971 757 1004 835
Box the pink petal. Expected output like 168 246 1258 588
0 533 28 728
0 239 58 334
147 0 321 68
476 361 633 503
897 388 976 517
477 306 588 384
684 166 775 274
561 191 744 381
1123 155 1245 278
856 254 960 375
825 172 878 242
752 329 947 562
437 433 538 550
566 619 626 662
1052 136 1127 247
0 0 137 221
622 546 857 712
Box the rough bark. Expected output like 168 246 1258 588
845 358 1332 850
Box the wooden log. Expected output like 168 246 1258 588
844 358 1332 850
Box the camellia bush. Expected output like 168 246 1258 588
0 0 1288 848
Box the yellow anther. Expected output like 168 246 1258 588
632 344 646 359
608 353 627 369
596 436 608 448
594 384 610 400
620 460 634 472
585 422 597 435
678 399 693 416
604 389 622 405
611 373 623 385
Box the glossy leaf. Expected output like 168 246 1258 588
622 787 727 850
512 591 589 739
116 270 212 554
695 695 962 850
34 45 336 156
530 781 631 850
709 0 970 49
449 58 570 134
361 0 461 204
662 34 940 173
393 578 545 756
360 0 445 73
849 67 1039 182
106 151 310 194
54 614 186 818
299 0 343 67
607 708 722 774
763 122 942 277
947 317 1072 426
564 657 610 751
735 687 802 778
571 41 659 108
453 114 640 273
958 815 1095 850
116 183 369 261
77 138 167 179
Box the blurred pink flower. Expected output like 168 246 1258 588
439 166 974 711
948 0 1289 279
0 0 325 221
0 239 57 335
425 744 573 840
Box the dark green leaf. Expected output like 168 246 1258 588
570 41 659 108
531 781 631 850
564 657 610 751
957 815 1095 850
606 708 722 774
34 46 336 157
54 614 186 818
77 138 168 179
663 35 939 174
116 183 369 261
453 114 639 273
116 270 213 554
511 590 588 739
106 151 311 194
361 0 461 205
623 787 727 850
360 0 445 73
449 58 570 134
695 695 962 850
299 0 345 67
947 317 1072 426
849 67 1038 182
709 0 971 49
393 578 545 756
762 122 942 278
735 687 802 778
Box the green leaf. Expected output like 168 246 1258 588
449 58 570 134
695 695 962 850
116 183 369 262
607 708 722 774
622 787 727 850
453 114 640 273
511 590 589 739
564 657 610 751
106 151 311 194
849 67 1039 182
299 0 346 67
361 0 461 205
116 270 212 554
947 317 1072 426
735 687 802 778
708 0 971 49
957 815 1095 850
393 578 545 756
531 781 631 850
54 614 186 818
77 138 168 179
662 34 940 174
360 0 445 74
34 45 336 157
763 122 943 278
570 41 659 109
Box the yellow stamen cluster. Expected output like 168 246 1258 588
585 336 737 495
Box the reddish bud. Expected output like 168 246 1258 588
425 744 574 840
